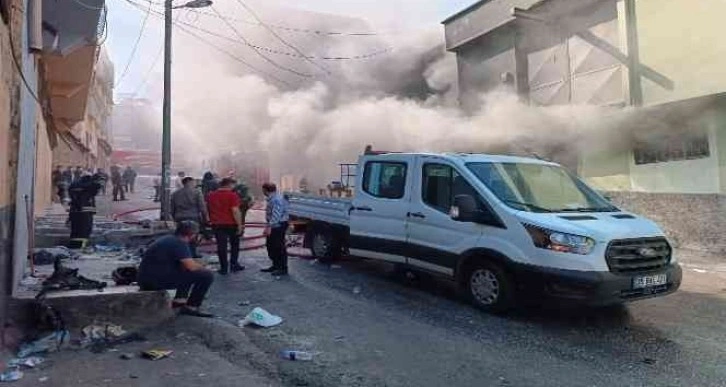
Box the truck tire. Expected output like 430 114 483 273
464 260 515 313
310 225 339 263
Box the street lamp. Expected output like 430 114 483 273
160 0 213 221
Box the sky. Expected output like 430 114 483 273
105 0 477 98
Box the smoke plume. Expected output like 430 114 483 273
126 2 694 189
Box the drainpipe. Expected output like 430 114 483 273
624 0 643 106
27 0 42 53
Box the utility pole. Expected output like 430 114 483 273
160 0 173 221
160 0 212 221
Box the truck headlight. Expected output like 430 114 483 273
523 224 595 255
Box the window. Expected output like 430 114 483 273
362 161 407 199
422 164 481 213
634 134 710 165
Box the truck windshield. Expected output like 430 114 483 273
466 162 618 213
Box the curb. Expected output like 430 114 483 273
168 317 283 384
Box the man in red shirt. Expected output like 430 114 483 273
206 178 245 274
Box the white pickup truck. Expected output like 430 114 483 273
287 152 681 312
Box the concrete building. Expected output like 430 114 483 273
443 0 726 251
0 0 109 328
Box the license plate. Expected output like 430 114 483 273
632 273 667 289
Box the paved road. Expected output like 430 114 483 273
199 247 726 387
104 188 726 387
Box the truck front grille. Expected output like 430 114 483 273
605 237 671 274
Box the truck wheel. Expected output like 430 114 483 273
310 226 338 263
465 261 515 313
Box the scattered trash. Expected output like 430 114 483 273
19 276 41 287
692 268 707 273
642 357 656 365
238 300 251 306
120 353 134 360
37 258 106 298
38 376 49 383
334 336 345 342
280 350 314 361
17 330 69 358
94 244 124 253
7 356 44 368
240 307 283 328
80 323 143 353
141 349 173 361
352 286 361 294
111 266 138 285
32 247 77 266
130 374 139 379
0 369 23 382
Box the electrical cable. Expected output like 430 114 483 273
210 5 314 78
115 0 152 87
124 0 293 87
187 8 382 37
233 0 331 75
167 13 392 60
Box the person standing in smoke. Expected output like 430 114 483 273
261 182 289 276
123 166 137 193
111 165 126 201
201 172 219 197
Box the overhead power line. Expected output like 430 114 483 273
70 0 105 11
124 0 292 87
170 13 392 60
188 8 382 37
116 0 152 87
233 0 331 75
210 5 314 78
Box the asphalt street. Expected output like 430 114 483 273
200 248 726 387
112 187 726 387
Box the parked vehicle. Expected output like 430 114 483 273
287 152 682 312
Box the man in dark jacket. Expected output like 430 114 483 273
123 166 138 193
171 177 208 258
138 221 214 318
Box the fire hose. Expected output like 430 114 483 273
112 207 312 258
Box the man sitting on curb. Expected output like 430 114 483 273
138 221 214 318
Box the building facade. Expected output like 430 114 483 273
444 0 726 251
0 0 109 328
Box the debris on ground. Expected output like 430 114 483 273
352 286 361 294
32 247 77 266
37 258 106 298
141 349 173 361
111 266 138 285
240 307 283 328
0 369 23 382
94 244 125 253
120 353 134 360
80 323 144 353
17 330 70 358
7 356 44 369
280 350 314 361
238 300 251 306
38 376 49 383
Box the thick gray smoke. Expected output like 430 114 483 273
138 2 692 189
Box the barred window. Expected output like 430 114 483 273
633 134 710 165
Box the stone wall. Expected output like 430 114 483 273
607 191 726 254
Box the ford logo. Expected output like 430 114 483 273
638 247 658 258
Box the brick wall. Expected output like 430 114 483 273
607 191 726 254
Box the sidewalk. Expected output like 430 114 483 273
9 318 282 387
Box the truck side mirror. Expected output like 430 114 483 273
450 194 478 222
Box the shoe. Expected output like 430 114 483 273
271 270 288 276
217 270 228 275
260 267 276 273
178 307 214 318
231 265 246 273
171 301 187 309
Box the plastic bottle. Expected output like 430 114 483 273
280 350 313 361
